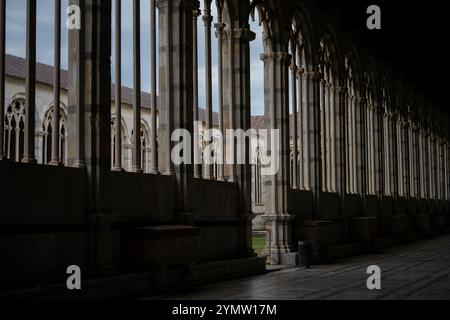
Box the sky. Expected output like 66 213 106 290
5 0 266 115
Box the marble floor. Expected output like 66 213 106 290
148 234 450 300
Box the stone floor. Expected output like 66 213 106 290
148 234 450 300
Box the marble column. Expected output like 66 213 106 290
157 0 195 217
357 96 368 214
290 45 298 190
261 51 295 265
334 86 347 211
305 69 322 218
202 0 213 180
214 15 225 181
225 27 256 257
68 0 116 276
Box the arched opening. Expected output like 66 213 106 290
364 66 378 195
344 52 359 194
42 105 68 165
288 14 310 191
130 124 150 174
319 34 339 193
248 4 267 258
111 117 127 171
3 98 26 162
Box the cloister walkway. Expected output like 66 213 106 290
148 234 450 300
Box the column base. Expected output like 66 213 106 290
269 249 297 266
131 167 143 174
21 157 37 164
49 160 63 167
73 160 86 168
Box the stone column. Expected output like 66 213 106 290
390 112 399 209
157 0 195 218
215 16 225 181
375 107 384 195
192 3 201 179
68 0 85 168
334 86 347 211
202 0 213 180
261 52 295 265
305 69 322 217
290 44 298 189
356 96 367 214
225 27 256 257
68 0 116 275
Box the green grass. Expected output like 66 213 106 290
252 236 267 257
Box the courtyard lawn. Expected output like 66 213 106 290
252 236 267 257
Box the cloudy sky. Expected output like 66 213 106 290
5 0 266 115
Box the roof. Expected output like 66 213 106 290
5 54 277 131
5 54 154 108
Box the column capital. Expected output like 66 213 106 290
296 67 305 77
225 27 256 41
260 51 290 62
193 8 201 18
358 96 368 105
157 0 198 9
304 70 322 80
202 14 213 26
334 86 347 94
214 22 226 37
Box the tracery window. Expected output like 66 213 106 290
42 106 67 165
288 17 307 190
345 56 357 194
131 126 150 174
319 38 336 193
381 85 391 195
3 98 25 162
111 117 127 171
364 72 376 195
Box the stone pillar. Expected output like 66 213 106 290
68 0 116 275
202 0 213 180
334 86 347 211
261 52 295 265
68 0 85 168
224 27 256 257
157 0 194 218
390 112 399 210
356 97 367 214
305 69 322 217
290 45 298 190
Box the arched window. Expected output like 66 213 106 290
42 105 67 165
131 126 150 173
319 37 337 192
345 55 357 194
364 71 376 195
111 117 127 170
3 98 26 162
288 17 306 190
381 83 392 196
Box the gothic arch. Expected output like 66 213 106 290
248 0 284 53
3 96 26 162
41 103 69 165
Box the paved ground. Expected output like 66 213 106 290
149 234 450 300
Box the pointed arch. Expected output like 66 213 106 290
41 103 69 165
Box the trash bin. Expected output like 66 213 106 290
298 241 313 268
